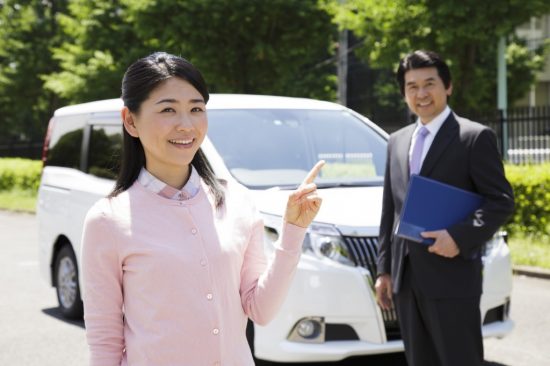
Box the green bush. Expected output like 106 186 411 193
0 158 42 192
504 163 550 238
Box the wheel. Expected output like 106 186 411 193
54 245 84 319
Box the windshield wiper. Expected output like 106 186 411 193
265 181 383 190
315 181 383 189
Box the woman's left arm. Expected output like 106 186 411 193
282 160 325 228
240 161 324 325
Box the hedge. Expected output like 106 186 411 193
0 158 42 192
504 163 550 238
0 158 548 238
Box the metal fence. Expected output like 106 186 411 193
476 106 550 164
0 140 43 159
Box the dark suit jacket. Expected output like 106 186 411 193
377 112 514 299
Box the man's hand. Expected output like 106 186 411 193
375 274 393 310
422 229 460 258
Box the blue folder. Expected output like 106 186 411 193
395 175 484 245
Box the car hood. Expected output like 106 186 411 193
250 186 383 229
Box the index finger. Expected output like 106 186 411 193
302 160 325 185
420 231 433 238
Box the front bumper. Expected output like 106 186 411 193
254 238 514 363
254 255 399 362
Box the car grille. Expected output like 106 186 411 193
342 236 401 340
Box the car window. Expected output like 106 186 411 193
206 109 387 189
46 115 86 169
87 124 122 179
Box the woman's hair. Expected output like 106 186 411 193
396 50 452 96
110 52 225 208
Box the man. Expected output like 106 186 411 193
375 50 514 366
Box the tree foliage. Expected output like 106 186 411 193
42 0 148 103
44 0 337 104
0 0 67 143
325 0 550 115
124 0 337 99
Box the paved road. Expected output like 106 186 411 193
1 210 549 365
0 210 87 366
484 274 550 365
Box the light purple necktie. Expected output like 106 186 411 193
409 126 430 176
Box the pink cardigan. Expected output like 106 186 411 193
81 179 306 366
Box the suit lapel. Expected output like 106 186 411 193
396 124 416 182
420 113 459 177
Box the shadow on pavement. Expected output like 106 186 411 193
257 352 408 366
42 307 85 329
258 354 509 366
37 308 511 366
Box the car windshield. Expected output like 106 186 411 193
206 108 387 189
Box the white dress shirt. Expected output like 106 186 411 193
408 106 452 170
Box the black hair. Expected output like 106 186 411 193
110 52 225 208
396 50 452 96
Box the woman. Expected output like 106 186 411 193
81 52 324 366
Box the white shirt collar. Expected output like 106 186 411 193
137 165 201 201
409 106 452 171
414 106 451 137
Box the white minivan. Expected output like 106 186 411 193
37 94 514 363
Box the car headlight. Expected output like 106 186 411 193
303 223 355 267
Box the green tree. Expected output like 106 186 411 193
42 0 148 104
325 0 550 115
45 0 338 103
0 0 67 145
124 0 337 99
506 36 549 105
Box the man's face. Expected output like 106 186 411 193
404 67 452 124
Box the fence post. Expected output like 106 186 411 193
497 36 508 161
499 109 509 161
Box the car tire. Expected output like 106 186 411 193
54 245 84 319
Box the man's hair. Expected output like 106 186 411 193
396 50 452 96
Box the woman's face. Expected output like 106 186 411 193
123 77 207 186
